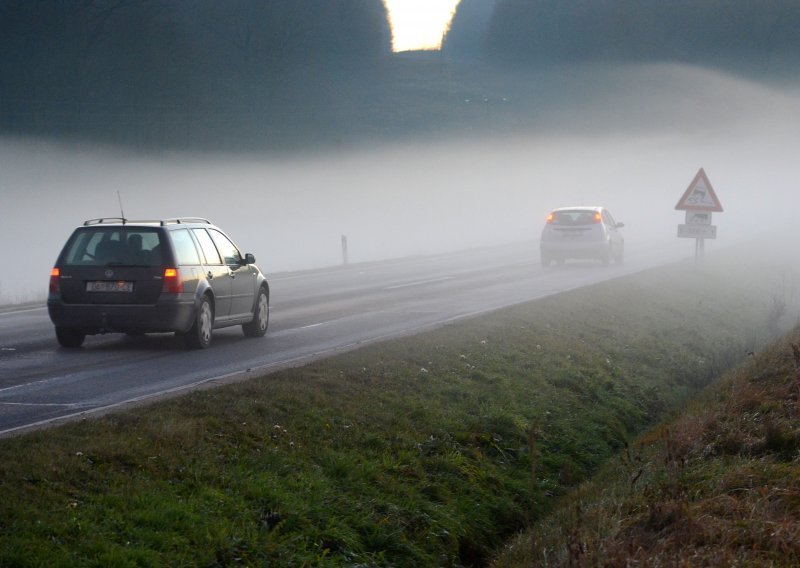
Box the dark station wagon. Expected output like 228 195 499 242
48 218 269 349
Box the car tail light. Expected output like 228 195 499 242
545 213 554 224
593 213 602 223
49 267 60 294
162 267 183 294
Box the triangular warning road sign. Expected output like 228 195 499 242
675 168 723 212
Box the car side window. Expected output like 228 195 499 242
208 229 242 266
603 211 616 226
192 229 223 265
170 229 201 266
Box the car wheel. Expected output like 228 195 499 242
242 287 269 338
56 326 85 348
184 295 214 349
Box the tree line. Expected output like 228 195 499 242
0 0 391 150
481 0 800 71
3 1 799 151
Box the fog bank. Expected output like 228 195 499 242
1 64 798 304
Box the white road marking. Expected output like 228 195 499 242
299 320 338 330
0 306 47 316
0 401 92 408
385 276 454 290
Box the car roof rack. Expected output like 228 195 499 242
83 217 212 226
159 218 212 226
84 217 129 226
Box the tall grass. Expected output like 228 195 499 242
493 325 800 565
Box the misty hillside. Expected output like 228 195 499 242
441 0 498 59
0 0 391 149
2 1 800 153
484 0 800 73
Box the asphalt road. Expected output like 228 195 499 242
0 239 685 436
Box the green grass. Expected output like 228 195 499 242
491 284 800 565
1 249 797 567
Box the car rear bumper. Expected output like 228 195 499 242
47 298 196 334
541 240 609 259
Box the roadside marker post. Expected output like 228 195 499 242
341 234 349 266
675 168 723 263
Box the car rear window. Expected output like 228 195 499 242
62 228 163 267
550 210 598 226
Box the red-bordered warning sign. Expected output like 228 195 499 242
675 168 723 211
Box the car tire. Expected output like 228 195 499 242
242 287 269 338
56 326 85 348
184 295 214 349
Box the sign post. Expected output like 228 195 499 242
675 168 723 262
341 234 349 266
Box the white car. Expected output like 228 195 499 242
540 206 624 266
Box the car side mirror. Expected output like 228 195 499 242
242 253 256 265
616 222 625 228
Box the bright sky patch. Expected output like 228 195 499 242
383 0 461 52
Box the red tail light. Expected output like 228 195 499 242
593 212 602 223
545 213 554 224
162 267 183 294
49 267 60 294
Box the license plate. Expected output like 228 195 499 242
86 281 133 293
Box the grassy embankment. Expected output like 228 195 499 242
493 320 800 567
0 248 797 566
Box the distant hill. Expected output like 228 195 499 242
3 0 799 152
484 0 800 73
0 0 391 147
442 0 498 59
